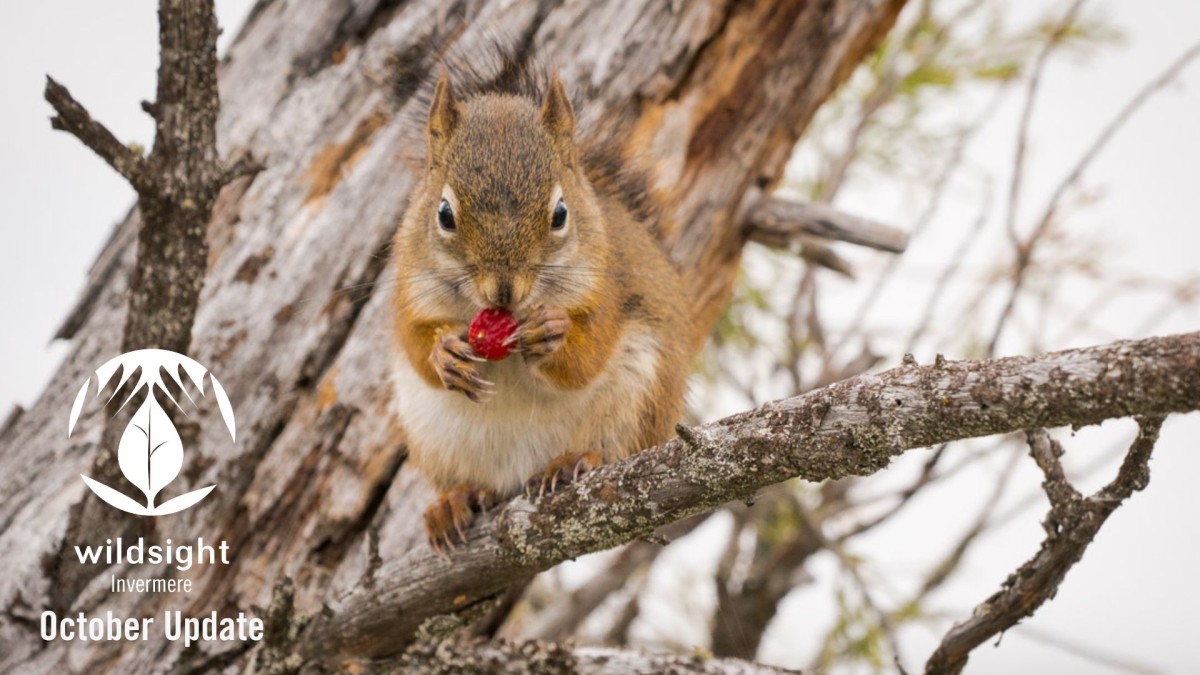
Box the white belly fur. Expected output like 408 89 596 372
392 326 661 496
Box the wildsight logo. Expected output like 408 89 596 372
68 349 235 516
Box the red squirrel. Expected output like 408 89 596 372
391 73 691 554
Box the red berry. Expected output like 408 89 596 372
468 307 519 360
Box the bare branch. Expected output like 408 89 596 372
118 0 228 353
1097 416 1163 501
988 36 1200 353
44 77 152 192
743 191 909 254
44 0 258 354
525 514 708 641
603 581 646 646
300 332 1200 664
1013 625 1162 675
798 237 856 278
468 578 533 640
711 491 823 659
1026 429 1080 514
220 153 267 185
385 639 802 674
1003 0 1089 252
924 416 1166 675
0 406 23 439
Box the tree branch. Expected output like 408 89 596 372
385 639 801 674
711 491 823 659
44 0 258 353
525 514 708 642
298 332 1200 665
988 32 1200 353
742 190 909 254
923 416 1166 674
44 77 152 192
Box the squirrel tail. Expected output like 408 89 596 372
582 136 726 355
580 138 680 247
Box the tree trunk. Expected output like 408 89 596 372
0 0 904 671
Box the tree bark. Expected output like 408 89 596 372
383 639 802 675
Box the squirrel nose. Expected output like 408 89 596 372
479 274 527 308
495 281 513 307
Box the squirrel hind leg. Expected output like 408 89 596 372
423 484 496 557
525 450 603 499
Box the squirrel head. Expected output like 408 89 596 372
398 74 606 318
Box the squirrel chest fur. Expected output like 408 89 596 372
389 74 690 552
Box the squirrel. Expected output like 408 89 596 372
390 71 693 554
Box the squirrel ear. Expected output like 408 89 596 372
540 76 576 143
427 74 459 154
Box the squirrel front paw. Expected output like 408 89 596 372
429 331 493 402
517 305 570 358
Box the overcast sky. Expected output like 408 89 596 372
1 1 1197 673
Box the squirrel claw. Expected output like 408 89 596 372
444 338 485 362
461 383 496 404
517 306 570 358
525 450 603 500
423 485 495 556
431 332 491 402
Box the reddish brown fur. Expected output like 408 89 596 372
390 72 696 550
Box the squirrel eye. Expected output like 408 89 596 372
437 198 456 232
550 199 568 231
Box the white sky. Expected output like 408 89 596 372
0 1 1197 673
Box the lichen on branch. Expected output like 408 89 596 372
300 331 1200 663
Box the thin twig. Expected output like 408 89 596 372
804 499 907 673
827 85 1007 372
1003 0 1089 252
924 417 1166 674
833 437 1013 540
904 179 994 352
988 36 1200 353
1013 624 1162 675
912 445 1023 601
523 514 708 641
602 575 647 645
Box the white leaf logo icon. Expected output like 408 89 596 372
118 395 183 509
70 349 233 516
